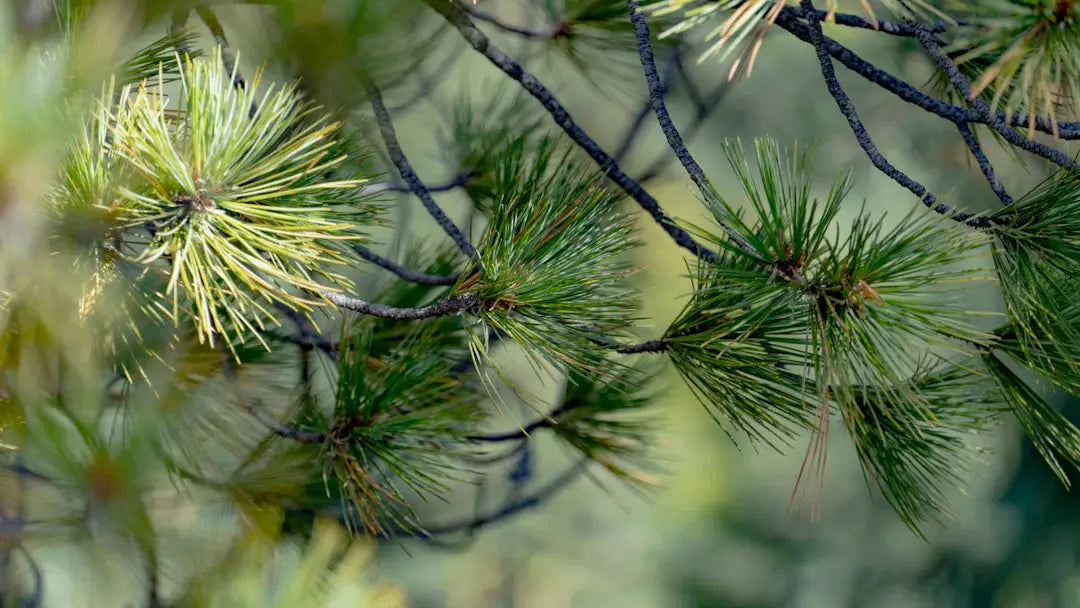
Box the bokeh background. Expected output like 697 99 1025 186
6 0 1080 605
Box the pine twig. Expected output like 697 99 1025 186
363 173 472 196
353 245 461 286
414 458 588 537
797 0 989 228
628 0 754 252
364 78 477 258
322 290 479 320
423 0 722 264
615 338 668 354
955 123 1014 206
468 402 577 443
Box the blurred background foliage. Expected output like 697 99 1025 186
4 0 1080 606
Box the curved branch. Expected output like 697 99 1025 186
774 9 1080 140
237 396 326 444
423 0 721 264
797 0 989 228
628 0 754 252
322 290 479 319
364 79 477 258
414 458 588 537
353 245 461 286
955 123 1013 206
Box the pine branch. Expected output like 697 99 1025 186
628 0 754 252
424 0 721 263
414 458 588 538
322 290 479 320
785 6 954 35
773 9 1080 140
955 122 1013 206
364 78 477 258
615 338 668 354
352 245 461 286
913 24 1080 175
796 0 988 228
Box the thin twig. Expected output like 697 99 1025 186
467 402 576 443
414 458 588 537
353 245 461 286
364 78 477 258
788 6 953 36
222 360 326 443
615 338 668 354
363 173 472 196
913 24 1080 175
638 81 736 182
797 0 989 228
424 0 721 263
322 290 479 320
628 0 754 252
955 123 1013 206
460 2 563 39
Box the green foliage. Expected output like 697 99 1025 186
105 50 379 350
989 173 1080 390
319 323 482 535
947 0 1080 127
441 90 542 208
175 519 403 607
550 364 660 485
668 138 994 531
455 136 639 376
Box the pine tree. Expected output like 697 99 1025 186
5 0 1080 604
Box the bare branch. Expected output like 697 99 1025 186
364 78 477 258
423 0 722 263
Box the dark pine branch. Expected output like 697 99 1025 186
639 80 735 182
468 402 577 443
364 78 477 258
628 0 754 252
774 8 1080 140
796 0 989 228
322 290 479 320
787 6 953 36
955 123 1014 206
912 24 1080 175
423 0 722 264
414 458 589 537
615 337 668 354
353 245 461 286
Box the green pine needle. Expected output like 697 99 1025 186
846 359 999 535
321 323 482 536
984 352 1080 487
454 136 639 378
990 173 1080 392
107 48 379 351
947 0 1080 129
669 137 994 526
550 364 661 487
